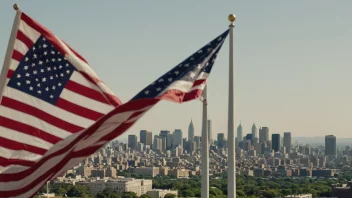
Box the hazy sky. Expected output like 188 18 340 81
1 1 352 141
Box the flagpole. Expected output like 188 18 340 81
0 4 21 100
201 85 209 198
227 14 236 198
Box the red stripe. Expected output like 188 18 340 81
65 80 111 105
20 13 67 56
158 88 204 103
1 97 83 133
16 30 34 49
56 98 104 121
192 79 206 87
0 136 46 155
7 70 14 78
0 157 35 167
11 50 23 62
0 116 61 145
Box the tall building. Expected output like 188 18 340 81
160 130 170 151
140 130 152 147
217 133 225 148
166 133 173 150
128 135 138 150
188 120 195 141
207 120 213 144
272 134 281 152
194 136 201 149
283 132 291 153
325 135 337 159
153 135 163 152
259 127 269 143
173 129 183 149
237 123 243 142
251 123 257 140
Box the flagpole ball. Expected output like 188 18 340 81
13 3 19 10
228 14 236 22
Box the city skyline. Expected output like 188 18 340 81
1 1 352 141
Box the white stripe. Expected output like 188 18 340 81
60 89 114 114
0 105 72 139
0 165 29 174
196 72 209 80
9 59 19 71
13 39 29 57
159 80 193 95
0 147 41 162
97 81 117 96
3 86 95 128
18 174 54 198
190 83 206 91
18 20 40 44
70 71 100 92
0 126 53 150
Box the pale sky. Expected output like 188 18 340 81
1 1 352 141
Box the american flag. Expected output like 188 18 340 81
0 11 228 198
0 12 121 174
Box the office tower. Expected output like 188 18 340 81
325 135 337 159
173 129 183 149
160 130 170 151
259 127 269 143
153 135 163 152
246 134 253 141
207 120 213 144
217 133 225 148
188 119 195 141
194 136 201 149
252 123 257 140
272 134 281 152
166 133 173 150
140 130 152 147
128 135 138 150
237 123 243 142
283 132 291 153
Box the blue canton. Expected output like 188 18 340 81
7 36 76 105
132 30 229 100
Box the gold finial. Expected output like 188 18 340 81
228 14 236 22
13 3 19 11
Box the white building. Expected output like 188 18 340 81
147 189 178 198
285 194 312 198
79 178 152 196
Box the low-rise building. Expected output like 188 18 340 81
147 189 178 198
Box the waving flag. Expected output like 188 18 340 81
0 10 229 198
0 11 121 172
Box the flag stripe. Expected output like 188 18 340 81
0 165 29 174
0 137 46 156
3 86 95 128
18 18 40 44
1 96 83 133
13 40 29 57
0 116 61 145
65 80 110 105
12 50 23 62
69 71 101 92
56 98 104 121
7 70 14 79
0 157 35 168
16 30 34 49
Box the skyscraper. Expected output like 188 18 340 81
283 132 291 153
237 123 243 142
173 129 183 149
140 130 152 147
160 130 170 151
251 123 257 140
272 134 281 152
188 119 195 141
128 135 138 150
153 135 163 152
207 120 213 144
217 133 225 148
325 135 337 159
259 127 269 143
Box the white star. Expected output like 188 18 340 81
37 90 42 94
17 74 21 78
197 64 202 69
39 61 43 65
60 73 64 77
41 69 44 73
17 82 21 86
65 63 69 67
50 76 54 80
35 78 39 81
42 37 46 41
33 70 37 75
45 87 49 91
59 65 63 69
51 51 55 55
144 90 149 95
37 83 41 87
53 66 57 70
33 54 37 59
207 48 212 51
32 63 35 67
198 50 203 53
189 72 196 78
55 74 58 78
58 58 62 61
44 51 48 55
58 82 62 87
42 77 46 82
43 44 47 48
52 86 56 90
29 86 33 91
25 57 29 62
185 63 189 67
174 71 179 75
66 70 70 74
156 87 162 92
190 57 194 61
46 59 49 63
26 80 31 84
47 67 51 71
178 64 182 67
50 95 54 99
158 78 164 82
25 73 30 77
218 37 222 41
52 58 56 62
168 78 173 82
32 46 36 51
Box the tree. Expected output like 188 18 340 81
139 194 152 198
122 192 138 198
164 194 176 198
66 185 93 198
96 188 121 198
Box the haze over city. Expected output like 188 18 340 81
1 0 352 142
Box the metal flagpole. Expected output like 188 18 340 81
0 4 21 99
227 14 236 198
201 85 209 198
